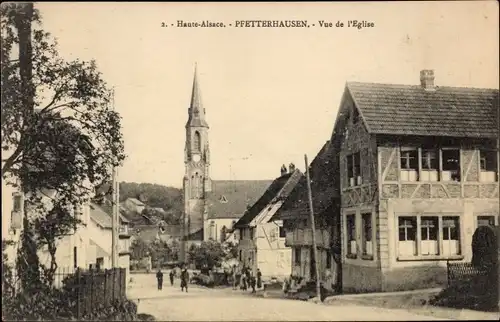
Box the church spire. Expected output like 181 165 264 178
186 63 209 128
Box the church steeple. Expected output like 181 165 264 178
186 63 209 128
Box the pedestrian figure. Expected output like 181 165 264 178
169 269 175 286
256 268 262 289
232 265 238 290
245 268 251 291
156 269 164 290
250 274 256 293
180 267 189 292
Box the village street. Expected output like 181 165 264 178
127 273 447 321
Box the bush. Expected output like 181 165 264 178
3 288 77 321
430 274 498 312
4 288 140 321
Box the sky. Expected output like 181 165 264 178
36 1 499 188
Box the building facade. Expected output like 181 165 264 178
278 144 342 292
335 70 499 292
234 166 302 279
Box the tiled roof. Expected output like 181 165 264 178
132 224 183 243
126 198 145 206
277 141 340 219
90 239 110 257
95 199 130 223
347 82 499 138
90 203 112 228
234 170 302 228
206 180 272 220
89 202 130 229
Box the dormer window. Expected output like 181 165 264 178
219 195 228 203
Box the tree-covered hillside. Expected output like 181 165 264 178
119 182 183 224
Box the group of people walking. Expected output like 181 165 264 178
156 266 190 292
156 264 264 294
232 265 262 293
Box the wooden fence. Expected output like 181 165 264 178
68 268 127 317
446 262 490 286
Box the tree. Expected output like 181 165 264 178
1 3 125 289
188 241 226 270
130 238 150 261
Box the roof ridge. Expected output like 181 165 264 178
347 81 499 92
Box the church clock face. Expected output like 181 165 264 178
192 154 201 162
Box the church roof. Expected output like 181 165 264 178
205 180 273 220
233 169 303 229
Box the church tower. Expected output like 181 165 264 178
182 65 211 244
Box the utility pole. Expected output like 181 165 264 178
111 89 119 268
304 154 322 302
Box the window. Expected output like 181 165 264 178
294 248 301 265
420 216 439 255
477 215 496 227
361 213 373 258
397 215 461 260
210 221 216 240
239 250 242 261
11 193 22 230
398 216 417 256
480 150 498 182
347 153 361 187
74 247 78 268
442 149 460 182
346 214 356 258
279 226 286 238
13 194 22 212
193 131 201 151
249 228 255 239
421 149 438 181
326 253 332 269
442 217 460 256
400 148 418 181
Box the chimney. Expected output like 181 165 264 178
289 163 296 173
420 69 435 91
280 164 287 176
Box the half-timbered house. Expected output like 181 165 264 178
335 69 499 292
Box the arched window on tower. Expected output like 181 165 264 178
191 172 199 198
193 131 201 151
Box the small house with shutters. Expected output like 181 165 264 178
233 165 303 279
334 69 499 292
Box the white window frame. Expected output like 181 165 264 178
347 152 362 187
396 214 463 261
479 150 498 182
400 147 419 182
345 214 357 259
474 214 499 229
361 212 373 260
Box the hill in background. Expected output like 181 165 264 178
119 182 183 225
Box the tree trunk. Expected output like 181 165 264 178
44 239 58 287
